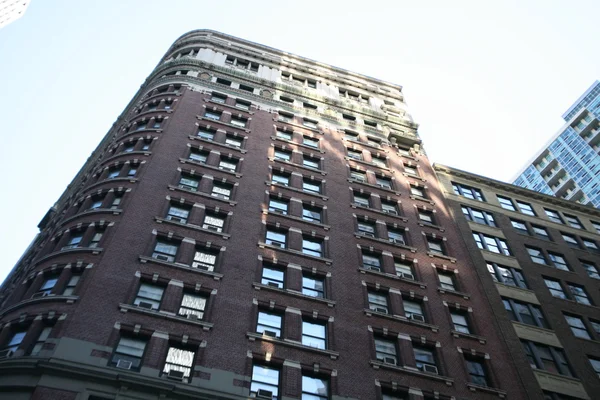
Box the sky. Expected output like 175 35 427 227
0 0 599 284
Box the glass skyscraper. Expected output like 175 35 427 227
513 81 600 207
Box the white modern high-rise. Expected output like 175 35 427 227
0 0 30 29
513 81 600 207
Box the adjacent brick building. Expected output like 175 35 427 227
0 30 533 399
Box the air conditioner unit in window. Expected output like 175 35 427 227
372 306 388 314
137 301 154 310
204 225 222 232
410 314 425 322
383 356 397 365
267 282 282 288
167 369 185 381
263 330 277 337
401 272 415 280
0 349 13 359
192 262 212 271
31 292 50 299
256 389 273 399
154 254 171 262
422 364 439 374
116 359 133 370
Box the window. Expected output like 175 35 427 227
567 283 591 305
202 213 225 232
302 179 321 194
427 237 445 256
197 127 215 141
589 357 600 378
381 200 398 215
413 346 438 374
591 320 600 336
347 149 363 160
204 110 222 121
511 219 528 234
218 158 238 172
110 337 146 370
545 209 563 224
395 260 414 280
278 111 294 122
302 275 325 298
404 165 418 176
516 201 536 216
257 311 282 337
521 341 572 376
89 198 104 210
472 232 511 255
453 183 484 201
303 156 320 169
303 136 319 148
62 273 81 296
582 238 599 252
376 176 392 189
262 266 284 289
30 327 52 356
302 321 326 349
418 210 434 224
303 102 317 110
342 113 356 121
561 233 579 248
548 252 570 271
344 130 359 141
374 338 397 364
497 196 516 211
162 347 195 379
403 300 425 322
268 198 288 214
465 358 489 386
581 260 600 279
178 175 199 191
135 122 147 131
3 331 25 352
302 204 322 223
564 214 582 229
107 168 120 179
411 185 426 198
166 205 189 223
364 119 376 127
302 375 328 400
564 314 591 339
367 137 381 147
274 149 291 161
178 293 206 319
302 238 323 257
368 291 389 313
225 135 243 148
371 156 387 168
357 221 376 237
110 194 122 209
387 228 406 245
127 167 137 177
487 263 528 288
276 129 292 141
63 233 83 249
591 221 600 234
235 99 251 110
230 116 247 128
271 172 290 186
303 118 318 129
353 193 370 207
134 283 163 310
35 276 58 296
192 249 218 271
189 149 208 163
89 232 102 249
250 365 279 399
461 206 495 226
544 278 566 299
266 229 286 248
451 312 470 334
438 271 456 291
527 247 547 265
239 84 255 93
152 241 178 262
362 253 381 271
503 299 548 328
211 93 226 103
211 183 232 200
532 225 550 239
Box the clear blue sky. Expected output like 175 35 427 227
1 0 599 283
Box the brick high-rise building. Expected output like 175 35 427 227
0 30 531 400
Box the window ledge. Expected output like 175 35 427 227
409 195 435 206
353 233 416 253
274 118 322 134
350 204 408 222
402 173 426 182
154 217 231 239
418 222 445 232
179 158 242 178
0 295 79 318
144 91 181 103
252 282 335 307
139 255 224 281
426 252 457 263
118 303 213 331
358 268 427 289
551 296 600 311
60 208 122 227
207 99 255 115
270 136 326 154
258 242 332 265
196 115 250 133
466 383 507 398
34 247 103 266
246 332 339 359
345 157 390 172
347 139 389 152
187 135 247 154
102 151 151 166
451 330 486 344
84 177 139 192
370 360 453 385
267 181 328 201
262 210 330 231
479 249 514 259
347 178 400 196
364 309 439 332
272 157 327 176
437 287 471 300
167 185 238 206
